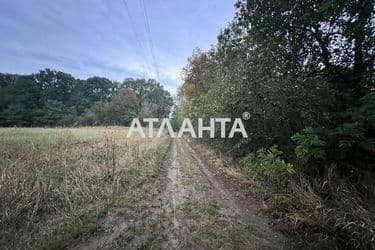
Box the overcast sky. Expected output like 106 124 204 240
0 0 235 93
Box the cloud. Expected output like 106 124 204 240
0 0 236 94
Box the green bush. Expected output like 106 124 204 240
333 93 375 154
242 145 295 183
292 127 326 162
333 122 364 150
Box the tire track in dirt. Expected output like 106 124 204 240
180 138 288 249
69 212 128 250
165 139 189 248
68 138 288 249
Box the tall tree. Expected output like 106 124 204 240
72 76 116 114
122 78 173 118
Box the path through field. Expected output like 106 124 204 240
68 138 287 249
162 139 287 249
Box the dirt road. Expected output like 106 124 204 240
68 138 287 249
163 139 287 249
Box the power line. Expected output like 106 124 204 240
139 0 160 82
121 0 153 79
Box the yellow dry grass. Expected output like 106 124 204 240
0 126 170 249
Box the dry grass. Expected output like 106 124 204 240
267 176 375 249
188 141 375 249
0 127 170 249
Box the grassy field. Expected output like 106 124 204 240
0 127 171 249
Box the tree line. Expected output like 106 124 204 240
175 0 374 248
0 69 173 126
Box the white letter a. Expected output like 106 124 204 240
228 118 248 138
178 119 197 138
127 118 145 138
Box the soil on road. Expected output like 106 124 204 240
69 138 288 249
164 139 287 249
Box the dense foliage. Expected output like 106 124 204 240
176 0 374 248
0 69 173 126
178 0 374 176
